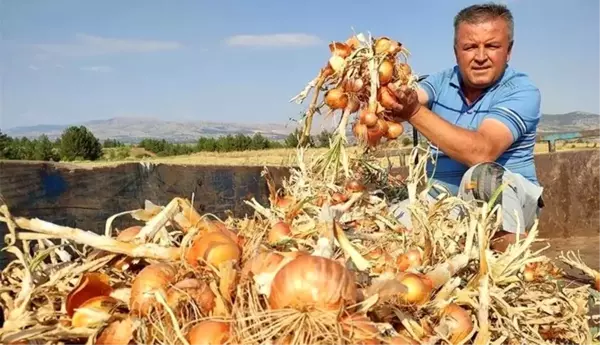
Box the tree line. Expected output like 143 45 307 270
0 125 338 162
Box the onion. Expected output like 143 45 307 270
396 248 423 272
345 35 361 50
374 37 402 56
111 226 143 271
341 313 380 344
328 55 346 74
386 122 404 140
397 63 412 79
366 123 385 147
523 266 536 282
387 334 420 345
275 195 294 209
440 303 474 344
352 122 369 143
378 86 398 110
268 255 358 311
166 278 215 315
94 317 134 345
364 248 394 274
359 109 379 128
245 251 309 296
331 192 349 205
345 180 366 193
66 272 113 317
268 221 292 245
378 59 395 85
377 119 389 137
324 87 349 110
185 231 241 268
329 41 353 59
397 272 431 305
186 320 230 345
71 295 118 328
342 77 364 93
130 263 177 316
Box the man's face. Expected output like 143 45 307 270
454 18 513 90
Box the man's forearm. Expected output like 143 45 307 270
408 106 492 166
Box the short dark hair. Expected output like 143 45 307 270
454 2 514 43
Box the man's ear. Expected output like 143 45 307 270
507 40 514 61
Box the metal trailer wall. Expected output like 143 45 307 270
1 149 598 267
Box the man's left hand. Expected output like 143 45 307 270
386 83 422 121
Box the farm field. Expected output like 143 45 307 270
68 140 599 168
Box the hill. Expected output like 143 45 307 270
4 111 599 143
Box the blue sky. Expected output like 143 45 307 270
1 0 598 130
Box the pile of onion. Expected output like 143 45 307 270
267 221 292 245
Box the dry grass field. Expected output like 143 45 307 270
67 139 600 168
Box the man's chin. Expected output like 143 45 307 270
466 76 495 89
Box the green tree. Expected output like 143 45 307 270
315 130 333 148
59 126 103 161
33 134 59 161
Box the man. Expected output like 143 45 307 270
388 2 544 252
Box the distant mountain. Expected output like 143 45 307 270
538 111 600 132
3 117 297 143
3 111 598 143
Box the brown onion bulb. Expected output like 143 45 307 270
166 278 215 315
186 320 230 345
359 109 379 128
345 180 366 193
345 36 361 50
66 272 113 317
94 317 134 345
440 303 474 344
397 63 412 80
268 221 292 245
386 122 404 140
377 119 389 137
328 55 346 74
378 86 398 110
111 226 143 271
130 263 177 316
396 248 423 272
342 77 365 93
329 42 353 58
331 192 349 205
397 272 431 305
341 313 380 344
185 231 241 268
378 59 395 85
71 296 118 328
325 87 349 110
374 37 402 56
366 124 385 147
268 255 358 310
352 122 369 143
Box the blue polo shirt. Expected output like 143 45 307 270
418 65 542 195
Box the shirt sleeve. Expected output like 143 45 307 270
418 72 445 109
485 85 542 142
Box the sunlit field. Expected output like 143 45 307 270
66 139 599 168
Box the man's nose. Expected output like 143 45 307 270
474 47 487 62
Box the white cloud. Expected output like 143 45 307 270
28 65 40 71
32 33 183 57
80 65 113 73
224 33 322 47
